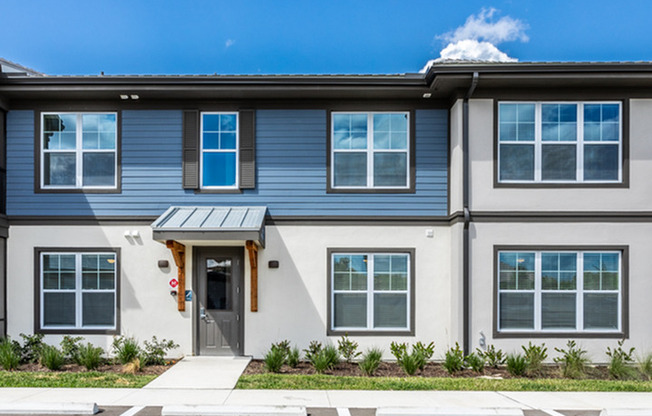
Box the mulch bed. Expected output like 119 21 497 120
244 360 612 380
16 360 177 375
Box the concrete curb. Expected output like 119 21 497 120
377 408 524 416
162 405 307 416
600 410 652 416
0 402 99 415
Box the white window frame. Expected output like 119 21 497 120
497 250 622 334
40 112 118 190
331 111 410 190
200 112 239 189
330 251 411 332
497 102 622 183
40 251 117 331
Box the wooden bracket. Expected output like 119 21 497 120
246 240 258 312
166 240 186 312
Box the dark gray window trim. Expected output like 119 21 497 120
34 247 121 335
493 99 630 189
326 109 416 194
326 247 415 336
492 245 629 339
34 110 123 194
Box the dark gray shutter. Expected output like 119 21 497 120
239 110 256 189
182 110 199 189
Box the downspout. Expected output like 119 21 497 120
462 72 479 356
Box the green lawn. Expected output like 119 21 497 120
237 374 652 392
0 371 157 388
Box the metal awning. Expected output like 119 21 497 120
151 206 267 247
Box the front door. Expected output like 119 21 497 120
196 247 244 355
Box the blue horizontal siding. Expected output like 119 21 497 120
6 109 447 217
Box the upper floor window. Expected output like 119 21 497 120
41 113 118 189
331 112 410 190
201 112 238 188
498 102 622 183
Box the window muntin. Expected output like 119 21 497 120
498 102 621 183
497 250 621 333
41 113 117 189
331 252 410 331
40 252 117 330
331 112 409 189
200 112 238 188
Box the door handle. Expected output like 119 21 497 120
200 308 213 323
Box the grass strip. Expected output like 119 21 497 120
0 371 157 388
237 374 652 392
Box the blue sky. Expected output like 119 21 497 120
2 0 652 75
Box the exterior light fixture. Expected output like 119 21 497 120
130 94 139 100
120 94 129 100
422 93 432 98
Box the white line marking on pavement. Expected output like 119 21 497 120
542 410 566 416
120 405 145 416
337 408 352 416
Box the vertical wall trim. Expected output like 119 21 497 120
239 110 256 189
182 110 199 189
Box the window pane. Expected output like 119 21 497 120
542 144 576 181
334 293 367 328
220 114 237 131
373 153 407 187
499 104 535 141
82 114 116 150
334 273 349 290
333 114 367 150
203 132 220 149
499 293 534 329
44 293 76 326
206 258 231 310
44 153 76 186
83 153 115 186
542 293 576 329
334 152 366 187
202 152 236 187
82 293 115 326
499 144 534 181
542 104 577 142
584 144 618 181
584 293 618 330
221 133 237 150
374 293 407 328
374 273 390 290
584 104 620 142
203 114 220 131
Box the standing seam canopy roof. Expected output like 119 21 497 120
152 206 267 247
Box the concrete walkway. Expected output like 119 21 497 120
144 356 252 389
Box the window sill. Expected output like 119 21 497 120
36 188 121 194
494 182 627 189
494 331 625 339
37 328 119 335
194 188 243 194
327 187 415 194
328 329 414 337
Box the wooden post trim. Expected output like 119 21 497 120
246 240 258 312
166 240 186 312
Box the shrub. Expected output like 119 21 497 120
465 352 485 373
638 352 652 380
0 338 20 370
303 341 323 364
286 347 301 368
77 343 104 371
323 345 340 368
506 353 527 376
478 345 505 369
554 340 589 379
358 348 382 376
40 345 65 371
337 335 361 363
606 339 636 380
112 336 141 365
413 341 435 370
443 343 465 374
312 350 332 374
263 344 286 373
522 342 548 376
60 336 83 364
19 333 44 363
142 336 179 366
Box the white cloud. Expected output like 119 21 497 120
439 39 518 62
225 39 235 48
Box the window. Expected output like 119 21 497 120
331 112 410 189
38 249 118 332
497 249 623 334
498 102 622 183
201 112 238 188
329 250 413 333
41 113 118 189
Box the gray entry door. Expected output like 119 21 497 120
196 247 244 356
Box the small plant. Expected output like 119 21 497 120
413 341 435 370
263 344 287 373
286 347 301 368
323 345 340 368
122 357 142 374
19 333 44 363
112 336 141 365
638 352 652 380
522 342 548 376
337 335 361 363
554 340 589 379
443 343 465 374
0 338 20 370
390 341 428 375
398 351 421 376
389 342 407 362
478 345 506 369
465 352 485 373
358 348 382 376
60 336 83 364
303 341 323 364
506 353 527 376
311 350 332 374
40 345 65 371
142 336 179 366
77 343 104 371
606 339 636 380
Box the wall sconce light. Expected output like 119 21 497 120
123 230 140 238
158 260 169 268
268 260 279 269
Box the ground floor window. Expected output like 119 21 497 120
497 248 624 334
329 249 413 334
37 248 119 333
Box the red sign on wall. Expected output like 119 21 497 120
169 278 179 288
